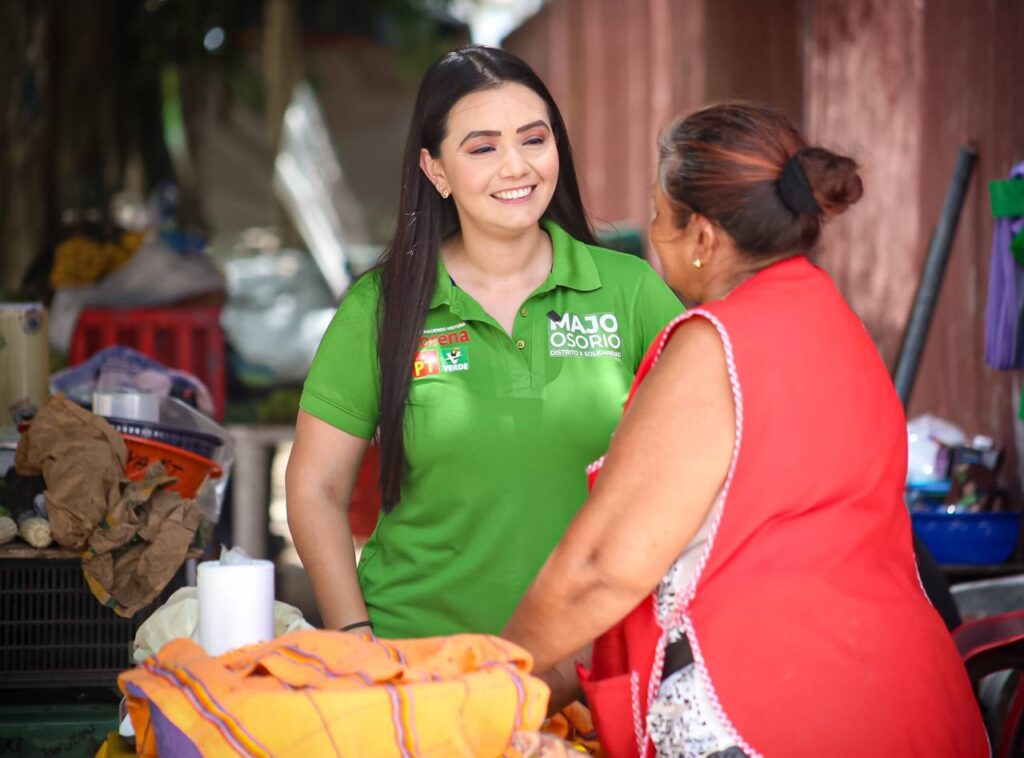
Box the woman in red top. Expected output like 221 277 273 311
502 103 987 757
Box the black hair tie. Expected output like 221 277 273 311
340 620 374 633
779 155 822 216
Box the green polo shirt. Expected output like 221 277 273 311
300 220 682 638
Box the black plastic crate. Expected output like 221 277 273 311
0 558 164 689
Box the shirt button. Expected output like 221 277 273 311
516 339 526 350
520 307 528 317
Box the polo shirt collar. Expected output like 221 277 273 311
542 219 602 293
430 254 456 309
430 220 602 309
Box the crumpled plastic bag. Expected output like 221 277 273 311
132 585 314 663
82 464 203 617
15 393 126 549
50 346 215 418
907 414 966 485
218 247 336 385
157 396 233 524
508 731 581 757
48 235 224 353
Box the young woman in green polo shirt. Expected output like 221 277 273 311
286 45 681 640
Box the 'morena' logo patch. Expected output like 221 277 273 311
412 350 440 379
420 329 470 349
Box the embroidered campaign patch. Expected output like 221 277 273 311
417 323 471 376
420 325 471 349
412 350 440 379
441 345 469 372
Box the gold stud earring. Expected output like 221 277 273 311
442 188 450 199
693 258 703 269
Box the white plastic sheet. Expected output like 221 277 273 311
906 413 966 485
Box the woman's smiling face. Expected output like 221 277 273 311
423 82 559 237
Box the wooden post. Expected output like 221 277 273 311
262 0 303 153
262 0 303 243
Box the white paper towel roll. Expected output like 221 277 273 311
197 559 275 656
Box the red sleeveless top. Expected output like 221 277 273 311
579 256 987 757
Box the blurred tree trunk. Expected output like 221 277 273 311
0 0 128 298
262 0 303 245
0 0 50 296
48 0 122 220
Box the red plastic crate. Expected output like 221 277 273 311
68 306 226 420
350 443 381 540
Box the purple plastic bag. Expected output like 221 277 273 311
984 162 1024 370
50 346 215 416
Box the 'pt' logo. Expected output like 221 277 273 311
412 350 440 379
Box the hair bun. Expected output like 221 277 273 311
796 147 863 216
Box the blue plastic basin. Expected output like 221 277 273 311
911 510 1021 565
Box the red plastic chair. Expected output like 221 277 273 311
953 608 1024 756
68 306 226 420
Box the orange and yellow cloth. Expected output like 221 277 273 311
120 630 552 757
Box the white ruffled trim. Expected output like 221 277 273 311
587 309 759 757
646 309 761 758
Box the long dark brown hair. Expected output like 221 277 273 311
376 45 596 512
